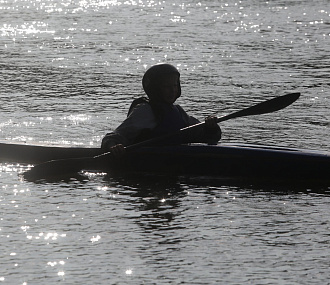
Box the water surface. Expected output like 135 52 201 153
0 0 329 284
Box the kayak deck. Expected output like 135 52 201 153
0 141 102 164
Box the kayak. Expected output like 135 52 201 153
3 93 309 182
1 140 329 182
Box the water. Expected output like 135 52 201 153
0 0 329 284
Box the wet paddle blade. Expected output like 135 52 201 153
22 153 113 181
22 157 87 181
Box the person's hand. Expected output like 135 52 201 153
109 144 126 158
205 115 218 129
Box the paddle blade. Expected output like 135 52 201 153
217 92 300 123
22 157 89 181
22 153 113 181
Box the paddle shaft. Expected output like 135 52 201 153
23 92 300 180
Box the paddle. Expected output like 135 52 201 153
22 92 300 180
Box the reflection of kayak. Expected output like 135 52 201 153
1 140 329 182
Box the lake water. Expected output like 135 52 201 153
0 0 329 284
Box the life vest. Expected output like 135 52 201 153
151 104 186 136
127 97 187 144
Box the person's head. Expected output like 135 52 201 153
142 63 181 104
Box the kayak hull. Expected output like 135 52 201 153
124 144 330 181
1 141 329 182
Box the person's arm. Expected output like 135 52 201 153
176 105 222 144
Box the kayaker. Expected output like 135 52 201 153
101 63 222 156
